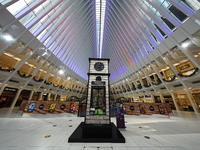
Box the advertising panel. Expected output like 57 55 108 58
115 102 125 128
49 103 56 113
27 102 36 112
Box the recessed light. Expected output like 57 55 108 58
181 40 190 48
58 70 64 74
3 34 14 41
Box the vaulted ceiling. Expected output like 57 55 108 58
0 0 199 84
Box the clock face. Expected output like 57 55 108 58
94 62 104 71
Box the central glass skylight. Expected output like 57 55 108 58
96 0 106 58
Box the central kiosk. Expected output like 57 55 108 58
68 58 125 143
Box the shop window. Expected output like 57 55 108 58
15 90 31 107
32 92 40 101
154 96 161 103
191 90 200 108
164 69 175 80
163 95 176 110
174 92 193 111
0 87 18 108
176 61 195 75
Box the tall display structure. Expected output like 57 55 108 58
68 58 125 143
85 58 110 124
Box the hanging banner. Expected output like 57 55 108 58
27 102 36 112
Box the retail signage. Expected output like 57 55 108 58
149 106 154 111
27 102 36 112
60 104 66 110
179 64 190 70
130 106 134 111
158 105 165 114
139 104 146 114
49 103 56 113
115 102 125 128
91 81 105 85
4 87 17 92
70 103 76 112
39 104 44 109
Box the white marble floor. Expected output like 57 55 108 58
0 109 200 150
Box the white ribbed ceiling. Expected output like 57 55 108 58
1 0 199 84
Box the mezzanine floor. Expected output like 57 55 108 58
0 108 200 150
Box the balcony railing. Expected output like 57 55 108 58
33 76 44 82
17 70 32 78
0 63 15 72
178 67 199 77
162 75 177 82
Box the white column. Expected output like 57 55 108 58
27 66 33 75
10 89 22 108
28 90 35 101
171 93 181 111
47 93 51 101
0 84 7 96
38 92 43 101
54 94 58 101
185 91 200 113
12 60 20 68
160 94 165 103
151 95 155 103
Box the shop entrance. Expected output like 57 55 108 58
0 87 18 108
174 92 194 111
15 90 31 107
163 95 176 110
191 90 200 110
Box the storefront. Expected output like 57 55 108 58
15 90 31 107
176 61 195 76
191 90 200 109
163 95 176 110
164 69 175 80
56 95 60 101
0 87 18 108
174 92 194 111
154 96 161 103
139 96 153 103
42 93 48 101
49 94 55 101
133 97 141 102
32 92 40 101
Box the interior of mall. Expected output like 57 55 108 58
0 0 200 149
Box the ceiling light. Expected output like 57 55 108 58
13 57 21 61
189 87 192 90
4 53 13 57
59 70 64 74
3 34 14 41
181 40 190 48
180 60 188 63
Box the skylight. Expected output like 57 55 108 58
96 0 106 58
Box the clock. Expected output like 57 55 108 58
94 62 104 71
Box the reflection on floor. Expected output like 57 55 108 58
0 108 200 150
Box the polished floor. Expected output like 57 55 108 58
0 109 200 150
